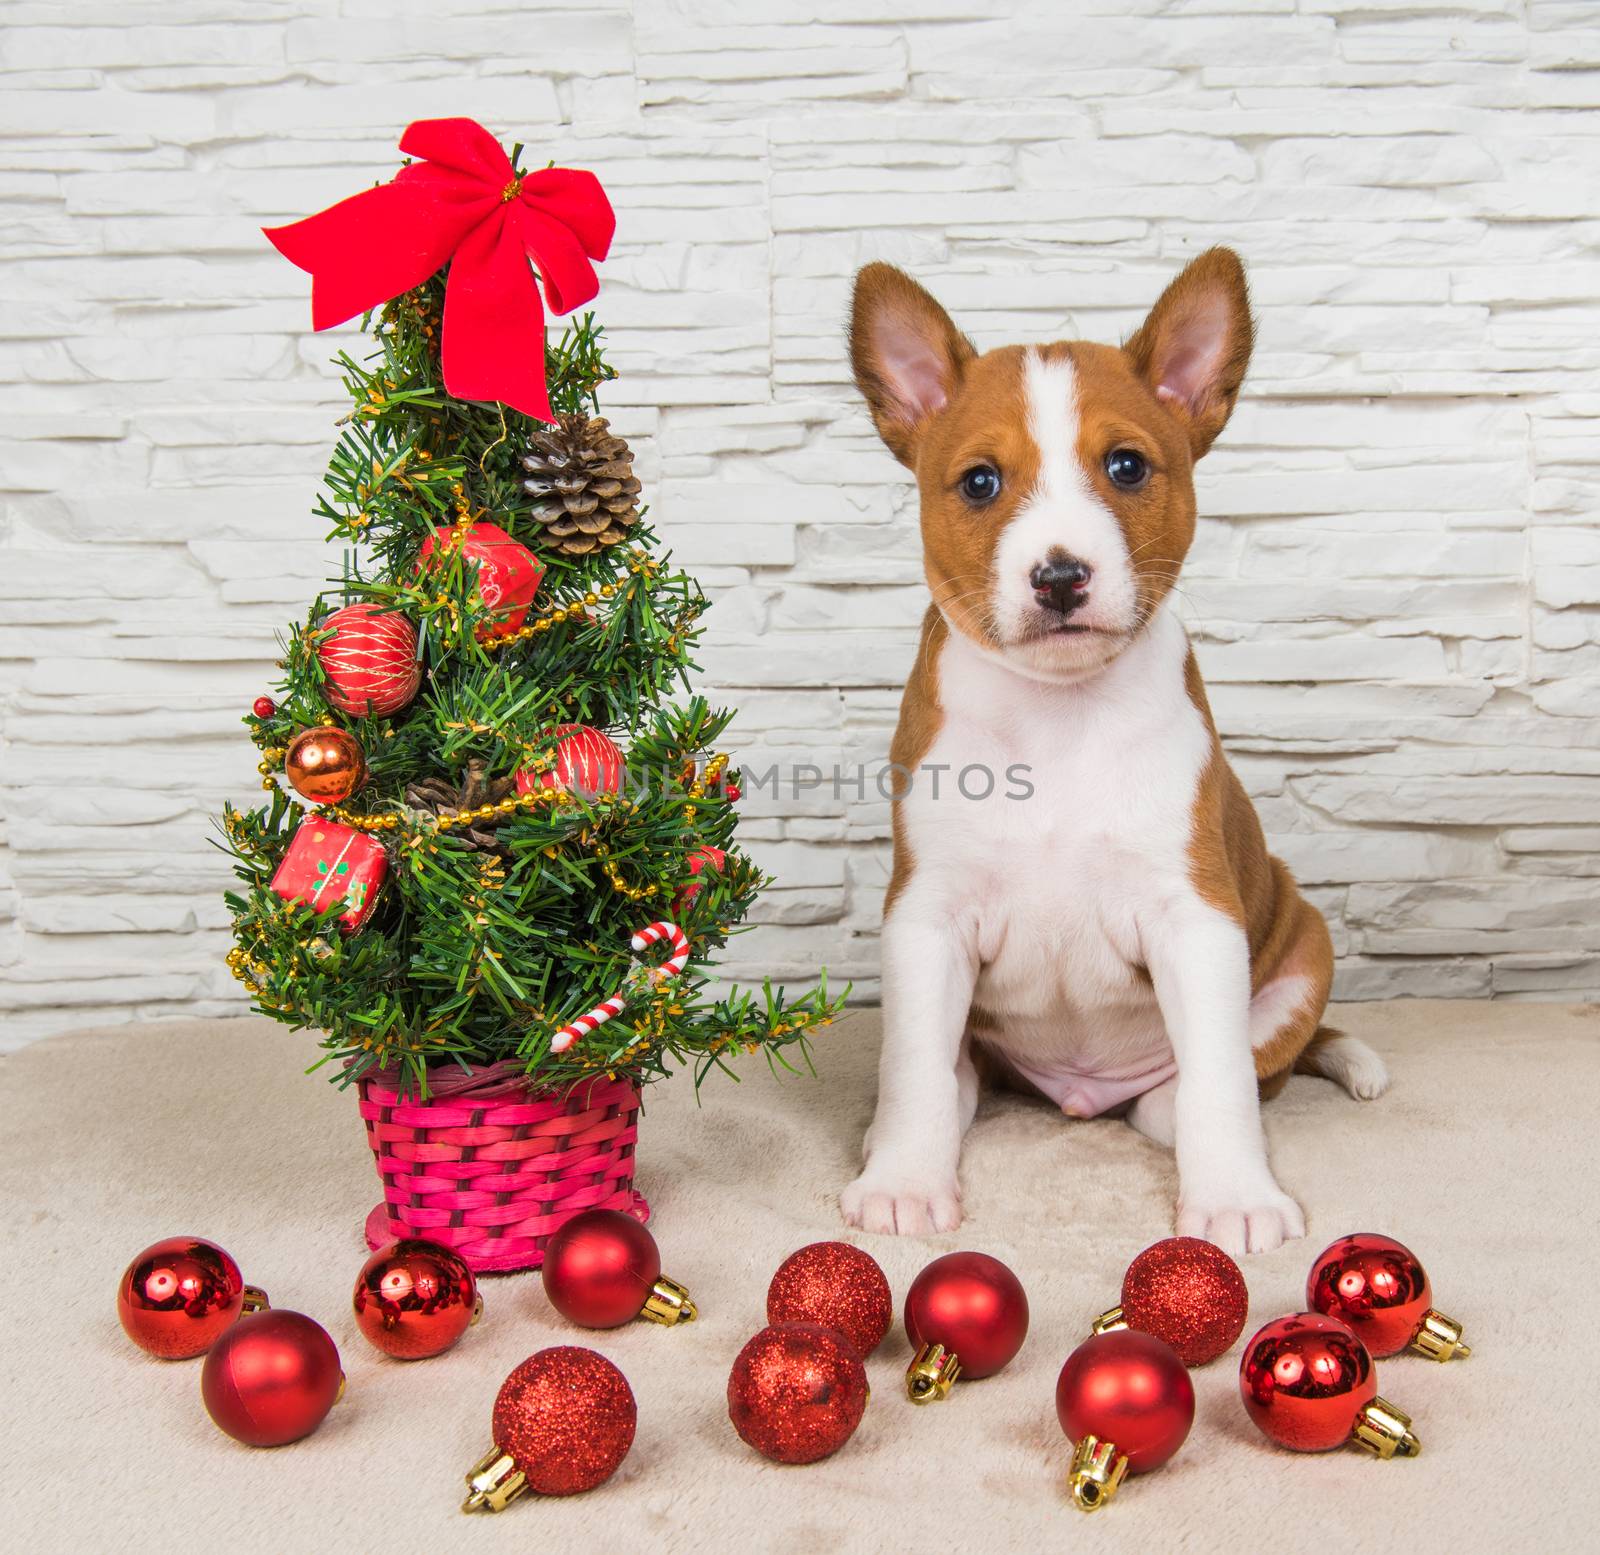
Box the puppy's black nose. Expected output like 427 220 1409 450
1030 556 1092 615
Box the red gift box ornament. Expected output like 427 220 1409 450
270 819 388 934
418 521 545 641
264 117 615 423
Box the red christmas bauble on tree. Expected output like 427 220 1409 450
727 1322 869 1465
542 1209 695 1328
515 724 624 801
353 1238 482 1359
1307 1232 1469 1363
1099 1236 1249 1366
117 1236 267 1360
903 1251 1028 1401
201 1310 343 1447
673 845 726 913
1239 1312 1420 1458
766 1241 892 1359
418 520 545 640
252 696 276 720
464 1348 637 1511
1056 1330 1194 1511
316 602 421 718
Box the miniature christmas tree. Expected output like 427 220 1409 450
219 119 840 1099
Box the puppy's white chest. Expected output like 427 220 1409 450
896 612 1213 1064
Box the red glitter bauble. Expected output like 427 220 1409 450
904 1251 1028 1379
543 1209 661 1329
1239 1312 1374 1452
766 1242 892 1358
727 1322 869 1465
117 1236 255 1360
1120 1237 1249 1366
1056 1330 1195 1473
316 602 421 718
492 1348 636 1495
201 1310 343 1447
515 724 624 801
252 696 276 720
1306 1233 1431 1359
353 1238 480 1359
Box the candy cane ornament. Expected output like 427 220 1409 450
550 920 690 1054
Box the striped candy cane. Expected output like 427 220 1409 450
550 920 691 1054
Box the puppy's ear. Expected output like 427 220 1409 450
1125 247 1253 459
850 263 975 467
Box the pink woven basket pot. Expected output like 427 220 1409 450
357 1059 648 1275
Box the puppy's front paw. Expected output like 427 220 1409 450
841 1171 962 1237
1177 1184 1305 1257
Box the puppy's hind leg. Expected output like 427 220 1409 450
1296 1028 1389 1101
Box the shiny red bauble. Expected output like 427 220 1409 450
1117 1236 1249 1366
515 724 624 802
767 1241 892 1359
316 602 421 718
353 1238 481 1359
904 1251 1029 1380
1056 1331 1195 1473
1306 1233 1446 1359
673 845 727 913
117 1236 263 1359
542 1209 664 1328
252 696 276 720
479 1348 637 1502
728 1322 870 1464
1239 1312 1375 1451
200 1310 343 1447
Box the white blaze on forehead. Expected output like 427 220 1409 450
989 349 1138 644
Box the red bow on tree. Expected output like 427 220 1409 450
264 117 615 423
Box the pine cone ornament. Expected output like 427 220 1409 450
522 414 641 556
404 759 517 855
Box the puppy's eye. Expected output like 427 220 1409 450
958 465 1001 505
1105 448 1149 489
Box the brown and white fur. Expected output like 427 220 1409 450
841 249 1388 1256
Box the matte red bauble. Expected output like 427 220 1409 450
353 1238 482 1359
117 1236 268 1359
1239 1312 1420 1458
463 1348 637 1511
515 724 624 802
284 725 366 804
418 520 545 640
1094 1236 1249 1366
903 1250 1028 1402
673 845 727 913
252 696 276 720
728 1322 870 1465
767 1241 892 1358
542 1209 695 1328
1056 1330 1194 1512
1307 1232 1469 1362
200 1310 343 1447
317 602 421 717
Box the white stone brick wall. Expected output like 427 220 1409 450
3 0 1598 1049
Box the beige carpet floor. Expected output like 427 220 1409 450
4 1001 1597 1553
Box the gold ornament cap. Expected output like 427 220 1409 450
905 1341 961 1404
641 1275 696 1326
1410 1309 1470 1362
1352 1396 1421 1459
241 1285 270 1314
1091 1305 1129 1337
1067 1434 1129 1513
462 1446 529 1514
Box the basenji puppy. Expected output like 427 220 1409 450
841 249 1388 1255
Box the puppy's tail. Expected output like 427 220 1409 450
1295 1026 1389 1101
